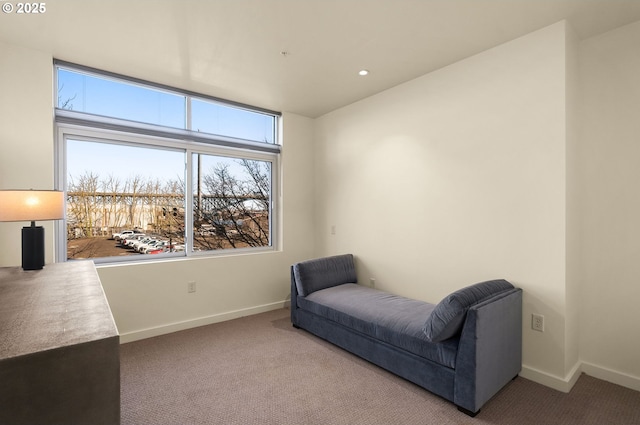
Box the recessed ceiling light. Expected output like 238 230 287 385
358 69 369 76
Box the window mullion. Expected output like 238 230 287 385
185 150 194 255
186 97 192 131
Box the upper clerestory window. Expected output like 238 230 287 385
56 63 277 145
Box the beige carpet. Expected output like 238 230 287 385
120 308 640 425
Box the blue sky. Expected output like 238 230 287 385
66 139 258 191
66 139 185 185
59 67 274 188
57 68 275 143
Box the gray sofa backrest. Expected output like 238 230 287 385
293 254 357 296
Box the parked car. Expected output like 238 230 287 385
119 233 146 246
112 229 144 241
141 240 169 254
121 237 137 248
131 237 156 251
112 231 130 240
137 239 166 253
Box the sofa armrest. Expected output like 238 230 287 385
453 288 522 414
290 266 301 326
292 254 357 297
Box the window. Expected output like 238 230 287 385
64 137 186 260
192 153 272 252
55 61 280 264
191 99 275 143
57 68 186 128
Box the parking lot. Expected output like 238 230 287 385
67 219 269 260
67 232 184 259
67 237 137 259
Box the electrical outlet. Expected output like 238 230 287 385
532 313 544 332
369 278 376 288
188 281 196 293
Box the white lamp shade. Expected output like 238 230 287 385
0 190 65 222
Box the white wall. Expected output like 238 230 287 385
565 23 581 382
0 40 57 265
577 20 640 390
0 40 316 341
314 22 573 383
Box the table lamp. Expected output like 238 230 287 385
0 190 65 270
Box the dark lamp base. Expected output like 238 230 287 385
22 225 45 271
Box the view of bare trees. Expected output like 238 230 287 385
193 159 270 250
66 158 270 259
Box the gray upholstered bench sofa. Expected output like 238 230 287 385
290 254 522 416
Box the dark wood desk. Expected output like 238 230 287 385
0 261 120 425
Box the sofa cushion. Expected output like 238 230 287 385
299 284 460 368
293 254 357 296
423 279 514 343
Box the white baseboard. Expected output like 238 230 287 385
521 361 640 394
119 300 288 344
520 362 582 393
581 361 640 392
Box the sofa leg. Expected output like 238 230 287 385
457 406 479 417
292 323 300 329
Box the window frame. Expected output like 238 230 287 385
55 59 280 144
54 62 281 265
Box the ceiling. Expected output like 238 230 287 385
2 0 640 118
